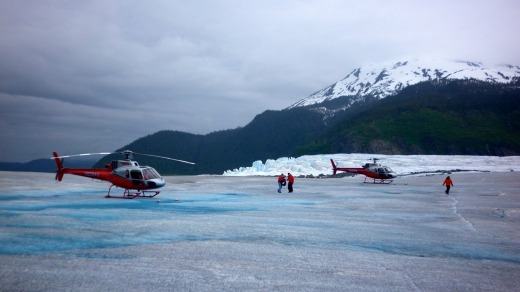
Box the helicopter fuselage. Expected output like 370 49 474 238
53 152 166 191
55 164 166 190
330 159 397 181
52 151 194 198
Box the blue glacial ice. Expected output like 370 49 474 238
0 168 519 290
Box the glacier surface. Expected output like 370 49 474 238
0 157 519 290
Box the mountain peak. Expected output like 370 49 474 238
289 58 520 109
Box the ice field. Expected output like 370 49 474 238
1 154 520 291
223 153 520 176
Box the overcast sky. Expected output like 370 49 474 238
1 0 519 162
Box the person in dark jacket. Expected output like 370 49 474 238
287 173 295 193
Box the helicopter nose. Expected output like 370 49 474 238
147 179 165 189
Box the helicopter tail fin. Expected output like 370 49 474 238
52 152 65 181
330 159 337 176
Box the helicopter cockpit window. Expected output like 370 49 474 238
142 168 160 180
150 168 161 178
385 168 394 173
130 170 143 180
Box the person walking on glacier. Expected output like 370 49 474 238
443 176 454 194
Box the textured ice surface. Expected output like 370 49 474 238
0 171 519 290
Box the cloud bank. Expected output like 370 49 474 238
1 0 519 162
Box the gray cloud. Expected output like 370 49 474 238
1 0 519 162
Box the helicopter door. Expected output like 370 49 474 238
377 168 386 175
130 170 143 180
129 170 144 186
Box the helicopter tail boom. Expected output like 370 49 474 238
330 159 366 176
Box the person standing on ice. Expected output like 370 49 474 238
443 176 454 194
277 173 286 193
287 173 295 193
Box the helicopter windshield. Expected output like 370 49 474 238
142 168 161 180
376 167 396 176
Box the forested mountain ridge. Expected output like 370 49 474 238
296 79 520 156
93 107 327 174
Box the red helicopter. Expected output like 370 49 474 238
330 158 397 184
52 150 195 199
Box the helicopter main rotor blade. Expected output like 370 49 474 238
50 152 113 159
134 152 195 165
51 150 195 165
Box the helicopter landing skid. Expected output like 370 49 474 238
105 185 160 199
364 178 393 184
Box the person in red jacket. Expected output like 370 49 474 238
443 176 454 194
287 173 295 193
277 173 286 193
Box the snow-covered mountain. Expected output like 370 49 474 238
289 58 520 109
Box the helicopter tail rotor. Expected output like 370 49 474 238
52 152 66 181
330 159 338 175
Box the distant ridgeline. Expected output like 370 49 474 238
0 159 97 173
91 78 520 175
4 78 519 174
